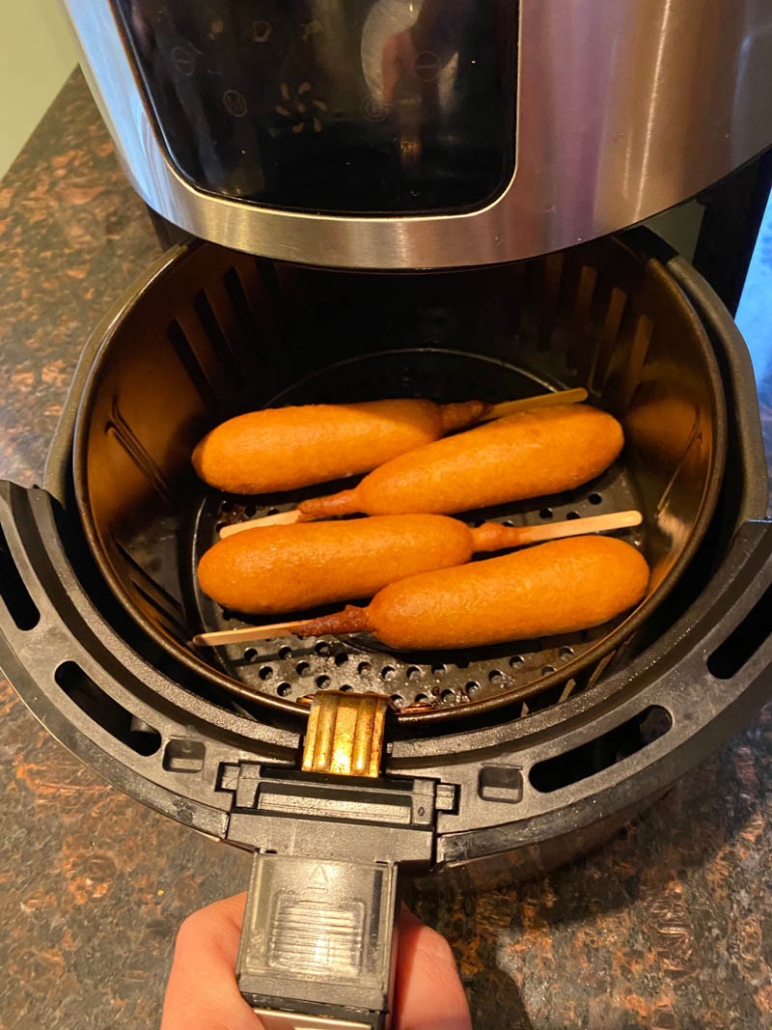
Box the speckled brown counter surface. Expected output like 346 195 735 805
1 70 772 1030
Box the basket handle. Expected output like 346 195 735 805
237 852 399 1030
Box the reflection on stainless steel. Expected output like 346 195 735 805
626 393 704 591
66 0 772 268
361 0 460 112
732 7 772 167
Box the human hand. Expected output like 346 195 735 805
161 893 472 1030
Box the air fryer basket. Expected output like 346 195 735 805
72 234 726 725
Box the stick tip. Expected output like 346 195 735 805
219 508 302 538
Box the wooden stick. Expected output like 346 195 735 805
219 387 590 538
219 509 302 538
192 619 311 647
479 387 588 422
475 509 642 550
220 497 638 547
195 509 642 648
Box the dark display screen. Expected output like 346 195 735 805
113 1 517 214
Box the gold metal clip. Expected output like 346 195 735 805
302 691 389 778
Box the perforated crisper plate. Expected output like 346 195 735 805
188 349 646 716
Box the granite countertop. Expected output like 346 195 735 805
1 71 772 1030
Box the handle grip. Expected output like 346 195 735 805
238 853 399 1030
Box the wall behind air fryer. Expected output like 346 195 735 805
0 0 78 179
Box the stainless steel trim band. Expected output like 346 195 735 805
64 0 772 268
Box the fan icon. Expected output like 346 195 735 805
275 82 328 134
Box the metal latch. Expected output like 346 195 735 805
302 691 389 778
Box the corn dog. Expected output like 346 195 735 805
199 515 469 614
198 511 641 615
297 405 623 520
288 536 649 650
192 398 487 494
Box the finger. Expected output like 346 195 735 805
394 905 472 1030
161 893 264 1030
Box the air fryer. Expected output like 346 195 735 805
5 1 772 1027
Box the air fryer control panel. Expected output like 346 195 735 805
113 0 517 214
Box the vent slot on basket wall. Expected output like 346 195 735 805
193 290 241 390
529 705 672 793
708 582 772 680
223 267 263 361
0 524 40 630
167 318 220 416
55 661 161 756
